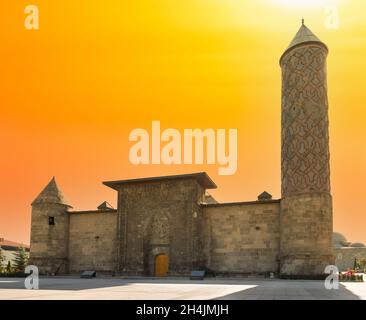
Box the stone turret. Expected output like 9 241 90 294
279 22 334 276
29 177 72 275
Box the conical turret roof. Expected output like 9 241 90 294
32 177 72 207
97 201 114 210
280 21 328 64
258 191 272 201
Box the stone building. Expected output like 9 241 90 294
0 238 30 268
333 233 366 271
29 22 337 277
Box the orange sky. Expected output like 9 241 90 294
0 0 365 245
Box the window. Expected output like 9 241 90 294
48 216 55 226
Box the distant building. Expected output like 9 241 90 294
0 238 30 267
333 233 366 271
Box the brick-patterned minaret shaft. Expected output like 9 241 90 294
279 23 334 276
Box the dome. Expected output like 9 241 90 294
333 232 348 248
333 232 347 243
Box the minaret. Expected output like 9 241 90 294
279 21 334 276
29 177 72 275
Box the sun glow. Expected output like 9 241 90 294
272 0 333 7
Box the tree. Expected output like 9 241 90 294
0 246 5 273
359 258 366 272
13 247 28 273
6 261 12 273
359 258 366 268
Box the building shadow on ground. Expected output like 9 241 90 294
213 282 362 300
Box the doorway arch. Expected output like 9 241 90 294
155 254 169 277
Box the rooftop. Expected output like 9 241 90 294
202 199 281 208
0 238 30 250
97 201 114 210
69 209 117 215
103 172 217 190
280 21 328 64
32 177 72 207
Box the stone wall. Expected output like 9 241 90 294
68 210 117 273
334 247 366 271
202 201 281 275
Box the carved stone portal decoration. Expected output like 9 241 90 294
281 45 331 197
150 213 170 244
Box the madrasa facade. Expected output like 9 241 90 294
29 23 337 277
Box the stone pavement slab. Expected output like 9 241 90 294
0 277 365 300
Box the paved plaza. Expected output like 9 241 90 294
0 276 366 300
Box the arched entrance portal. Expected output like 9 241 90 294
155 254 169 277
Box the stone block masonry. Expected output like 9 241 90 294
203 201 280 275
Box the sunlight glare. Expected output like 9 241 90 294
271 0 333 7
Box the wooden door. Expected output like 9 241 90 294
155 254 169 277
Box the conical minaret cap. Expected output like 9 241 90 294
31 177 72 207
280 21 328 65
